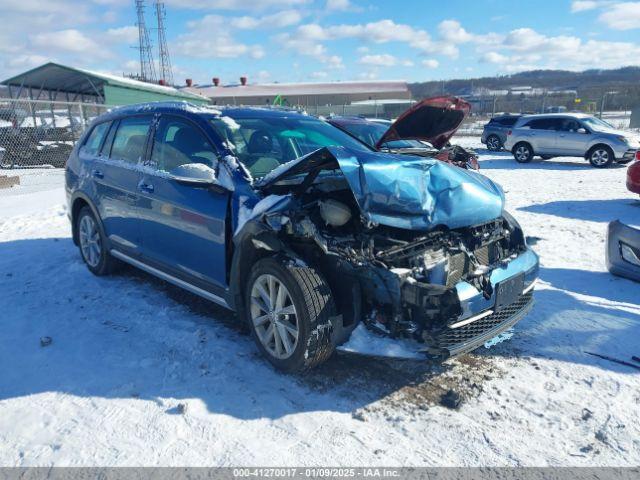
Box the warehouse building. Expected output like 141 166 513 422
1 62 209 105
183 78 411 107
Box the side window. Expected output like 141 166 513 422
110 116 152 164
81 121 110 155
150 116 218 173
526 119 558 130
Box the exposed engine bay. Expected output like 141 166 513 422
249 176 528 357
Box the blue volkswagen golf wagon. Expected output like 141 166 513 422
66 101 538 372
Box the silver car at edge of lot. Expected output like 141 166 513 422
503 113 640 168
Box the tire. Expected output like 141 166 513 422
513 142 533 163
486 135 502 151
245 257 336 373
76 206 118 276
588 145 614 168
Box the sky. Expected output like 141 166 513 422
1 0 639 85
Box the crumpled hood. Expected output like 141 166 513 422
256 146 505 230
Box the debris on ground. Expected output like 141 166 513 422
39 336 52 347
439 389 462 409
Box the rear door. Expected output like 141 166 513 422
92 115 152 256
555 117 591 156
136 114 231 291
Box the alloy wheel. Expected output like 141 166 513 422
487 136 501 151
515 146 530 162
250 274 299 360
591 149 609 166
79 215 101 268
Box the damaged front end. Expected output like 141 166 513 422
235 146 538 360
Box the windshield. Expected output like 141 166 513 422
335 120 427 150
209 115 371 178
581 116 615 131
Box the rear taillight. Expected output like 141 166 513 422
507 129 512 136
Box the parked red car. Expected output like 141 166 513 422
627 154 640 195
327 96 479 170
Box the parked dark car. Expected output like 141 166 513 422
480 114 522 151
327 96 479 170
66 102 538 372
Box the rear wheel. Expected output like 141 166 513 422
76 206 118 276
513 143 533 163
588 146 614 168
486 135 502 151
245 257 336 372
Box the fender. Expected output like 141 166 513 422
69 191 109 249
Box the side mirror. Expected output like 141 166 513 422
577 128 587 134
169 164 228 192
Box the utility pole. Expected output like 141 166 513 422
135 0 157 83
155 1 173 86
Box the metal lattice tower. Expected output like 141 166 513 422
135 0 157 83
155 1 174 86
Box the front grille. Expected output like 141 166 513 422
437 291 533 351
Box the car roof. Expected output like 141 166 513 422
327 116 377 125
99 101 311 121
518 112 591 121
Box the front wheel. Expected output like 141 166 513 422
245 257 336 372
588 146 614 168
513 143 533 163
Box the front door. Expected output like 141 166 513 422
136 115 231 290
555 117 592 156
92 115 152 256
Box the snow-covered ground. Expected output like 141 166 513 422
1 140 639 466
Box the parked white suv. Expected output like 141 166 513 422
503 113 640 168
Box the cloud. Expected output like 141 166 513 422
359 54 397 66
422 59 439 68
599 2 640 30
474 25 640 71
231 10 303 29
310 71 328 78
175 15 266 59
274 30 343 68
105 25 138 43
438 20 474 44
31 29 101 54
571 0 600 12
164 0 309 10
481 51 508 64
326 0 352 10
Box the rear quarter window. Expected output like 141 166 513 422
81 121 111 156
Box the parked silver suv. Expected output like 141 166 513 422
503 113 640 168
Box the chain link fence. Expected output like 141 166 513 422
0 98 109 171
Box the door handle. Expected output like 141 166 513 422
92 169 104 179
139 182 154 193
